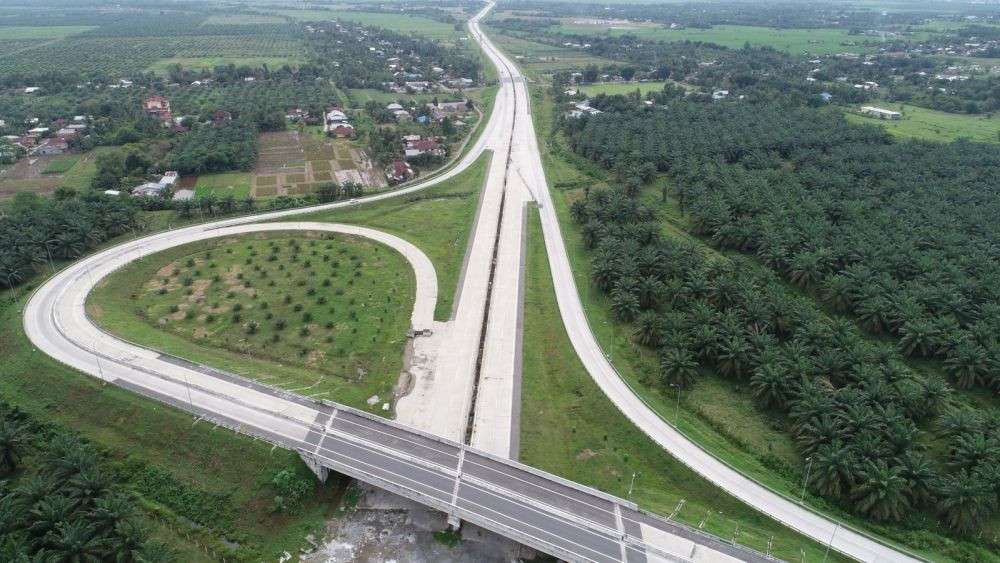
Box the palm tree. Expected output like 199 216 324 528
797 414 844 456
27 495 77 542
948 432 999 471
90 494 134 535
937 470 997 534
851 460 911 522
108 519 148 563
0 419 28 475
749 364 794 409
715 335 750 378
898 318 939 358
659 347 699 388
632 311 663 347
898 451 937 508
944 341 988 389
38 520 103 562
809 439 856 499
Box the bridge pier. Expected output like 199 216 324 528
298 451 330 483
447 513 461 531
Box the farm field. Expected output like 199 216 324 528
845 103 1000 143
483 27 623 76
0 25 95 39
252 130 384 198
578 80 674 96
0 35 305 76
554 22 879 54
267 9 465 42
0 150 99 199
192 171 252 199
41 154 80 174
147 56 304 74
89 231 416 411
300 152 491 320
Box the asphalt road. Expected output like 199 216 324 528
21 2 919 562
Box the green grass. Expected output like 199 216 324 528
41 154 80 174
845 103 1000 143
554 23 881 54
0 295 343 560
193 172 253 198
147 56 303 74
346 88 439 106
577 80 675 97
482 28 623 78
297 152 491 321
203 14 288 25
519 208 847 561
89 231 415 411
59 147 117 191
0 25 95 40
268 9 465 42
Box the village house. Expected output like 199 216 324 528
385 160 414 184
330 124 355 138
144 96 173 124
860 106 901 120
32 137 68 156
403 137 445 160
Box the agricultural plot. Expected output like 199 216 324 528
845 103 1000 143
578 80 679 96
268 9 464 43
0 34 304 77
0 154 74 199
553 22 879 55
192 172 253 199
252 131 384 198
482 28 622 76
89 232 416 410
0 25 95 40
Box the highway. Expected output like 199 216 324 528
21 1 919 561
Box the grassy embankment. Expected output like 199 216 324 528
298 152 491 320
528 81 1000 561
0 292 345 561
845 103 1000 144
90 232 415 410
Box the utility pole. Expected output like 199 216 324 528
627 472 637 500
822 523 840 563
800 456 814 504
670 383 681 424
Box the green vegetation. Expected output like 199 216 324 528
270 10 464 42
147 56 303 74
554 23 887 54
845 103 1000 143
0 26 95 40
89 231 415 410
546 73 1000 556
298 152 491 320
519 208 846 561
193 172 252 199
41 154 81 175
483 28 621 77
0 297 343 560
578 80 672 97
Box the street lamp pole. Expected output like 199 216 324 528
800 456 814 504
627 471 637 500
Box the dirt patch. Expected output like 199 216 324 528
576 448 598 461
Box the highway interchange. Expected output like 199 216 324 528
23 2 918 562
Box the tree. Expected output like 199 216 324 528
851 460 911 522
750 364 794 409
39 520 104 562
809 440 857 499
659 347 699 388
0 419 28 475
937 470 997 534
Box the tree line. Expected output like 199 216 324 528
0 192 140 290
